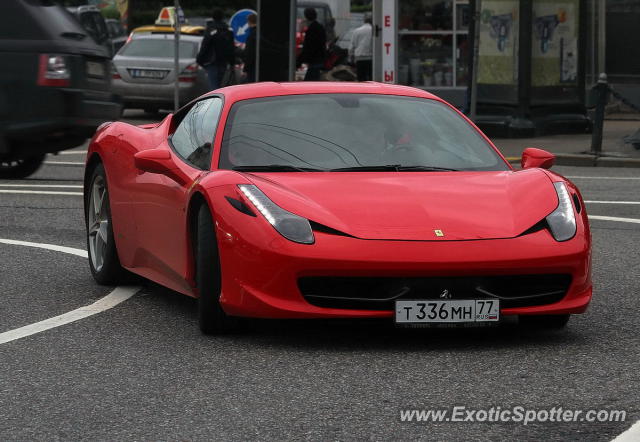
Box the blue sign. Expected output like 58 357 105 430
230 9 256 44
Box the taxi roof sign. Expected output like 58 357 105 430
155 7 176 26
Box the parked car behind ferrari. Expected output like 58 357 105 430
111 34 208 114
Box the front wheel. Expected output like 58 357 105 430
519 314 570 330
196 204 238 334
85 163 126 285
0 155 45 179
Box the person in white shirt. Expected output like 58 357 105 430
349 15 373 81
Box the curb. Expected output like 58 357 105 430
508 154 640 167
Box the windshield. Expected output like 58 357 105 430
119 38 198 58
219 94 508 172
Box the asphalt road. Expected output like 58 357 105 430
1 118 639 441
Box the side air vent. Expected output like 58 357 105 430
518 219 548 237
572 194 582 213
225 196 256 217
309 221 353 237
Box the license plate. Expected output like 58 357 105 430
86 61 105 78
128 69 167 79
395 300 500 324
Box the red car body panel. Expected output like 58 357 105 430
86 82 592 320
243 170 558 241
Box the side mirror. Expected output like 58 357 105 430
134 148 175 174
134 148 188 185
521 147 555 169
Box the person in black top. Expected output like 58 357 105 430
196 9 235 90
242 13 257 83
297 7 326 81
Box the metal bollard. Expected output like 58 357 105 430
590 73 609 155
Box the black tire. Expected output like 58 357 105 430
519 314 570 330
0 155 45 179
196 204 238 334
85 163 126 285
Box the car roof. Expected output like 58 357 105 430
2 1 109 57
127 33 202 42
209 82 441 104
131 25 205 35
66 5 100 14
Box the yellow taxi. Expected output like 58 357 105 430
128 7 205 39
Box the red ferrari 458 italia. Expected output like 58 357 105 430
84 82 592 334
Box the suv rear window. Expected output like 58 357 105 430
119 39 198 58
79 11 109 45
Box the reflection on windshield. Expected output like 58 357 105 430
219 94 508 172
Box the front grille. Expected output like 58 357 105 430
298 275 572 310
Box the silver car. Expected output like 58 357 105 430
112 34 209 113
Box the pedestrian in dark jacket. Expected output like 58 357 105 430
242 13 257 83
297 7 326 81
196 9 235 90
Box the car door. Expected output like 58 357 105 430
133 96 224 293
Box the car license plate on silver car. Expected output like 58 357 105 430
395 300 500 324
129 69 167 79
86 61 105 78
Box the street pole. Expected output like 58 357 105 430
469 0 481 121
590 73 609 156
173 0 180 112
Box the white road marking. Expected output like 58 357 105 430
613 420 640 442
55 151 87 155
585 201 640 205
0 238 139 345
43 161 84 166
0 184 83 188
566 176 640 180
0 189 83 196
0 238 88 258
0 286 139 345
588 215 640 224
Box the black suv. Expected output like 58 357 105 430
0 0 122 178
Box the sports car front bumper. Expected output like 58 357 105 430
213 202 592 319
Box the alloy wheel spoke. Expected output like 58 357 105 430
93 183 103 217
95 233 105 268
98 221 108 244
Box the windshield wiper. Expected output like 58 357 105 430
232 165 323 172
395 165 459 172
330 165 402 172
330 165 459 172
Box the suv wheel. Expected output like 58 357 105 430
0 155 45 179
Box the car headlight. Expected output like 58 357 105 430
238 184 315 245
546 182 576 242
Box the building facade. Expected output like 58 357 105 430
375 0 640 111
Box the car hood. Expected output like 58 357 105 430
243 169 558 241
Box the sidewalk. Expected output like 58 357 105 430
492 118 640 167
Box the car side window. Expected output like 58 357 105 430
170 97 223 170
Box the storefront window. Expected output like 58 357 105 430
398 0 470 89
456 34 470 86
456 1 471 30
399 35 454 86
399 0 453 31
